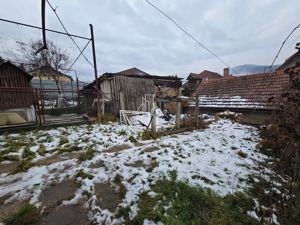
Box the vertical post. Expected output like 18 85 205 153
120 92 125 110
71 80 74 106
90 24 101 117
195 95 199 127
176 88 182 129
76 75 80 110
151 94 156 133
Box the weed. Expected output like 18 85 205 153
0 154 19 162
118 130 127 136
237 151 248 158
22 146 36 160
13 160 33 174
3 138 25 152
37 144 46 156
3 203 41 225
128 136 137 143
139 131 162 140
59 136 69 145
145 161 159 173
116 206 131 219
76 169 94 180
114 174 127 199
82 190 92 199
78 146 95 161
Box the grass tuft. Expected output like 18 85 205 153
22 146 36 160
3 203 41 225
114 174 127 199
13 160 33 174
78 146 95 161
76 169 94 180
37 144 46 156
237 151 248 158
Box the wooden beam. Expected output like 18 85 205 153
175 88 182 129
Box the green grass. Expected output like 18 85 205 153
129 175 259 225
128 136 138 143
3 204 40 225
22 146 36 160
237 151 248 158
78 146 95 161
139 131 162 140
114 173 127 199
0 154 19 162
13 160 33 174
59 136 69 145
76 169 94 180
37 144 46 156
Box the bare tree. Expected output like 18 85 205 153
17 39 70 72
17 40 71 108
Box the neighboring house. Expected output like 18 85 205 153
31 65 73 82
276 44 300 71
30 65 75 99
81 68 182 115
193 70 291 124
117 67 150 76
0 61 36 126
183 70 223 96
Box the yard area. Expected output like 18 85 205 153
0 116 270 225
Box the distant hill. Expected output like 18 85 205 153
230 64 280 76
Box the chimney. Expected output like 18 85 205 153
223 68 230 78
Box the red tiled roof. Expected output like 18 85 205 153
193 71 291 110
187 70 222 80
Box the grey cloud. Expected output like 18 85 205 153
0 0 299 81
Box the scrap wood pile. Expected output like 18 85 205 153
119 108 175 131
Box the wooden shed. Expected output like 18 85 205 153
81 72 182 115
0 61 36 125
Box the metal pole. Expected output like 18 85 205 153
36 0 48 55
89 24 101 117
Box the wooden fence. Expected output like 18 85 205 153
110 75 155 114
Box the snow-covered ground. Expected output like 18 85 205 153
0 117 267 224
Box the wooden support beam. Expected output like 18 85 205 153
151 86 157 133
120 92 125 110
195 95 199 127
175 88 182 129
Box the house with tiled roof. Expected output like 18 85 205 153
117 67 150 76
183 70 223 96
193 70 291 124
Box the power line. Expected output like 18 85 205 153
68 40 91 70
46 0 94 68
144 0 238 75
269 23 300 71
0 18 90 40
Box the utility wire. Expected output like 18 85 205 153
144 0 238 75
68 40 91 70
46 0 94 68
269 23 300 71
0 18 90 40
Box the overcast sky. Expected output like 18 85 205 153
0 0 299 81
